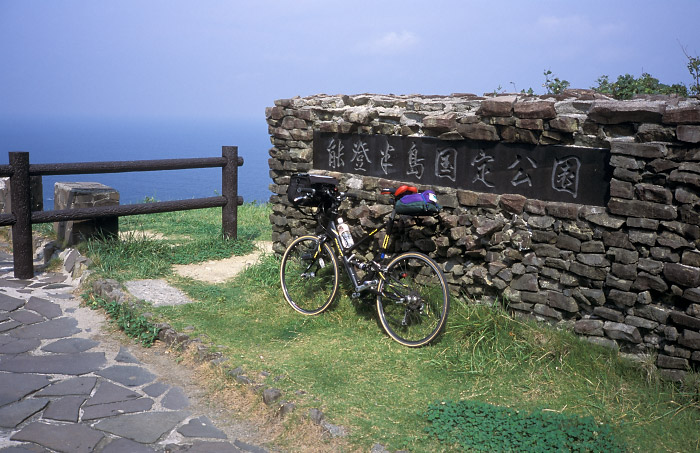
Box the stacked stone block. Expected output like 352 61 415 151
266 91 700 380
54 182 119 246
0 176 44 214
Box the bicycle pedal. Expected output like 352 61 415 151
351 292 361 299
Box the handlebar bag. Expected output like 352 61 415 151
288 173 339 206
395 190 442 216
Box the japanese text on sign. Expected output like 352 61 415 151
313 132 611 206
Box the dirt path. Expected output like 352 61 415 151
172 241 273 283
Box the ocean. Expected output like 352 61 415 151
0 116 273 208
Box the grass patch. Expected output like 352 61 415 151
424 400 625 451
81 203 270 281
81 202 700 452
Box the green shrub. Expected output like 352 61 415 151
424 400 626 452
593 73 688 99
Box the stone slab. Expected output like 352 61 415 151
0 294 25 312
0 338 40 354
124 279 194 307
0 444 48 452
0 280 31 289
234 439 269 453
42 396 87 422
84 381 140 406
143 382 169 398
41 338 99 354
8 310 44 325
92 410 189 443
11 421 104 453
177 416 228 439
161 387 190 410
0 352 106 375
95 365 156 387
0 373 52 407
81 397 154 420
24 297 62 319
185 441 242 453
101 438 159 453
9 317 80 340
0 320 21 333
36 273 67 284
36 377 97 397
115 347 140 364
0 398 49 428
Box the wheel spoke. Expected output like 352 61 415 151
280 236 339 315
377 252 449 346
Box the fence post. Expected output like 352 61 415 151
221 146 239 239
9 152 33 279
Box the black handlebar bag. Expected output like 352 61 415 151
288 173 339 206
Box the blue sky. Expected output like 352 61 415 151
1 0 698 121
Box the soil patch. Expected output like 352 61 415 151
173 241 273 284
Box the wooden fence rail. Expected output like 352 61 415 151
1 146 243 279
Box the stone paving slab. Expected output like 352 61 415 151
123 280 193 307
43 396 87 422
0 262 271 453
10 421 105 453
91 410 190 444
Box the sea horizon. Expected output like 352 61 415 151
0 115 273 208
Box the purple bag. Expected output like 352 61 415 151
395 190 442 216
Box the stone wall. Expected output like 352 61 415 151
266 91 700 380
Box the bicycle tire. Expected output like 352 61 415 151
376 252 450 347
280 235 340 315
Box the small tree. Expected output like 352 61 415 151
680 44 700 95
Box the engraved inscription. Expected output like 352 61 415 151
471 149 495 188
552 156 581 199
326 138 344 169
436 148 457 182
350 140 371 172
313 132 610 206
406 142 425 179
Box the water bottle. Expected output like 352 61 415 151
337 217 354 249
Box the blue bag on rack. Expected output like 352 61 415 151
395 190 442 216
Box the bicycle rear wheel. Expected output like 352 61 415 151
376 252 450 347
280 235 340 315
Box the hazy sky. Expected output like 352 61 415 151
1 0 698 121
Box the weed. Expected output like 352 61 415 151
543 69 570 95
82 292 159 347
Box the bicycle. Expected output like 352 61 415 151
279 173 450 347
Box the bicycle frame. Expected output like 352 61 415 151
283 185 451 346
320 210 399 297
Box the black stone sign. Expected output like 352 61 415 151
313 132 611 206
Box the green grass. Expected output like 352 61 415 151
80 202 270 281
81 203 700 452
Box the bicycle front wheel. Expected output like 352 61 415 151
280 235 340 315
376 252 450 347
